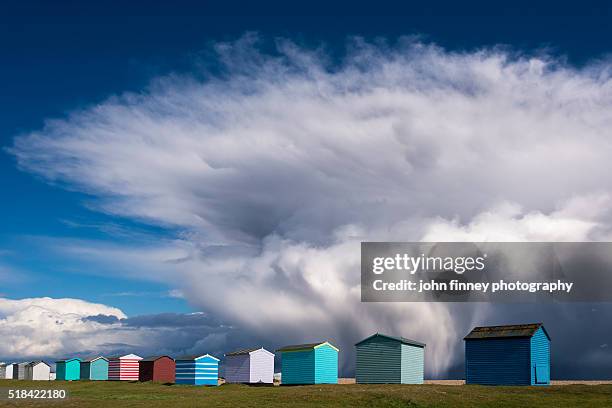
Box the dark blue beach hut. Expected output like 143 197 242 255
464 323 550 386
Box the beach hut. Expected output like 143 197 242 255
139 356 175 383
80 357 109 380
25 361 51 380
0 363 6 379
464 323 551 386
12 362 28 380
277 341 339 385
175 354 219 385
224 347 275 384
108 354 142 381
4 363 13 379
355 333 425 384
55 358 81 381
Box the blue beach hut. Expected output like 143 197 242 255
277 341 339 385
175 354 219 386
55 358 81 381
355 333 425 384
80 357 109 380
464 323 550 386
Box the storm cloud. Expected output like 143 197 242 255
9 36 612 377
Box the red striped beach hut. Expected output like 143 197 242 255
108 354 142 381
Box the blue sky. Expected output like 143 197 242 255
2 1 612 376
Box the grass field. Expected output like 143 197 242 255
1 380 611 407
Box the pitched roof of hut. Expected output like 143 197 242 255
54 358 80 363
175 354 219 361
277 341 339 352
81 356 108 363
225 347 260 356
141 355 174 362
355 333 426 347
225 347 274 357
464 323 550 340
26 361 50 367
106 354 142 360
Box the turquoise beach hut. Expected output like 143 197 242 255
277 341 339 385
355 333 425 384
175 354 219 386
55 358 81 381
80 357 109 380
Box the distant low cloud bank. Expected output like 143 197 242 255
8 36 612 377
0 297 239 362
0 297 127 358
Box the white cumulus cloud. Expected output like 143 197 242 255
0 297 127 358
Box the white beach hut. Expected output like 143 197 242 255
4 363 14 379
25 361 51 380
224 347 274 384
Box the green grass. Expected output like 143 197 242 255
0 380 611 407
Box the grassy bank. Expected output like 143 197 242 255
0 379 611 407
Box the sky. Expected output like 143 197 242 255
1 1 612 378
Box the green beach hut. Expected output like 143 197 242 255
355 333 425 384
277 341 339 385
80 357 109 381
55 358 81 381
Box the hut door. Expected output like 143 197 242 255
535 364 549 384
